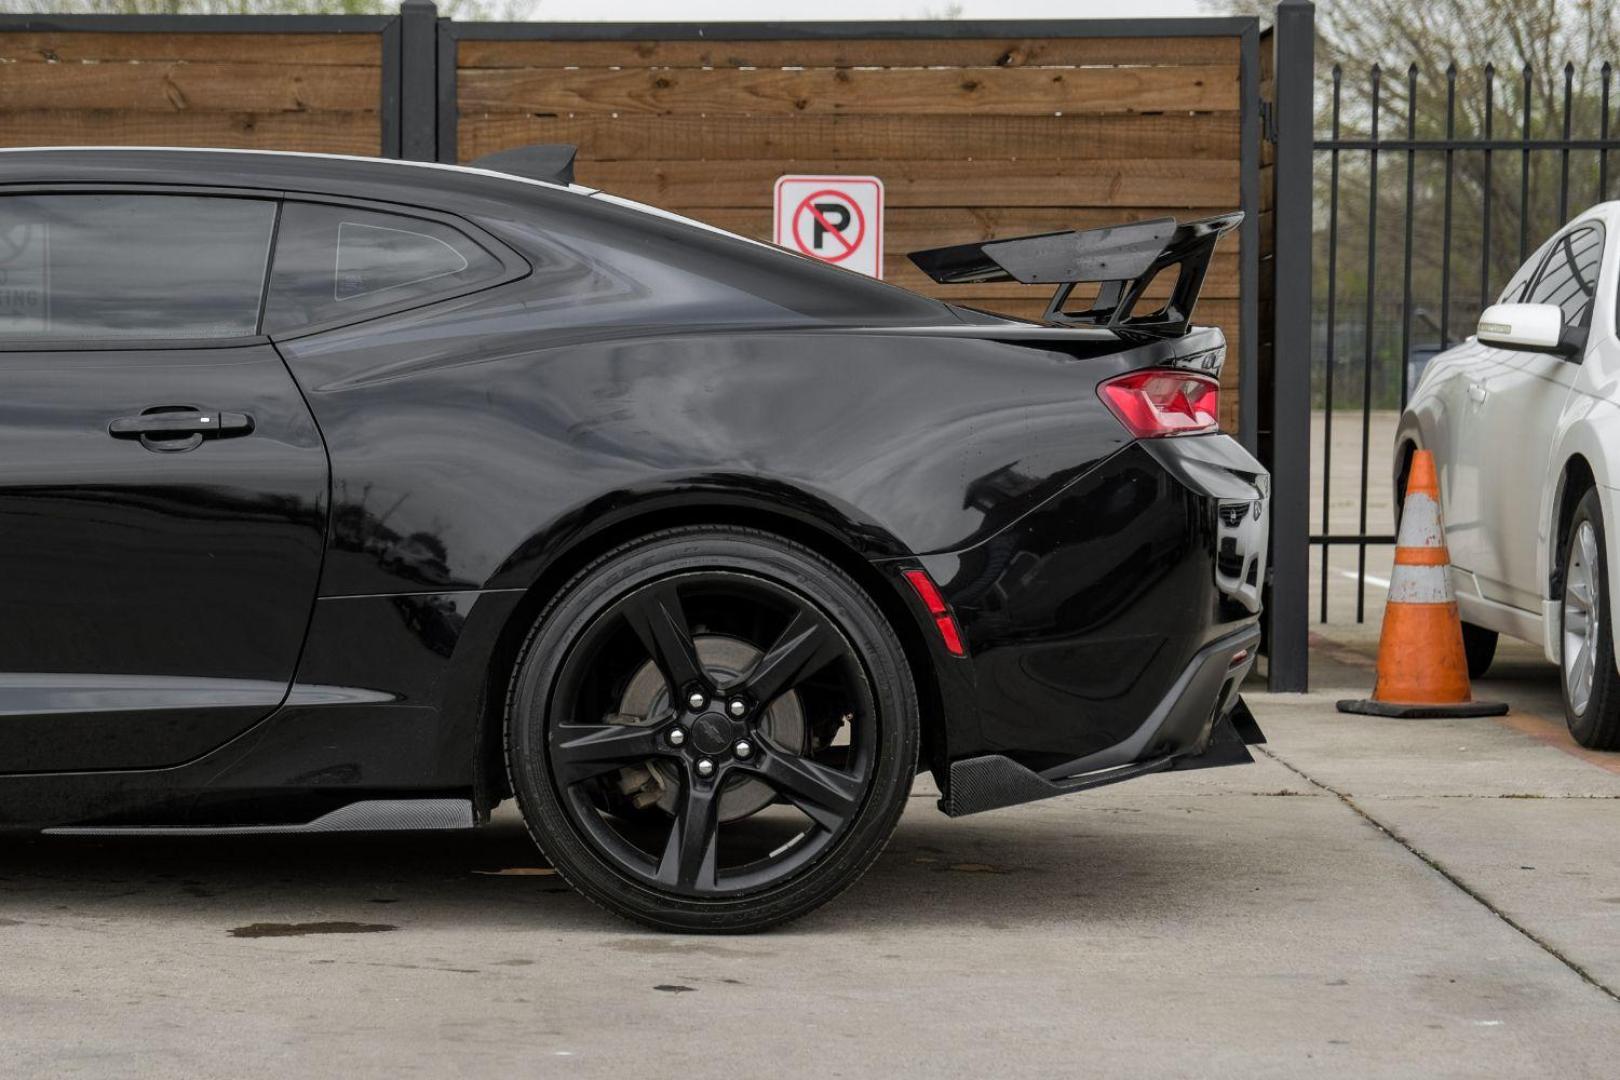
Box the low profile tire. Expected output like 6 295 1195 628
505 525 918 933
1460 622 1498 680
1560 490 1620 749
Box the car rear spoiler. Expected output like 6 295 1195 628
908 211 1241 336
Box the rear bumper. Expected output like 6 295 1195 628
939 624 1264 817
912 433 1270 812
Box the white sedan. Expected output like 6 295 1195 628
1397 202 1620 748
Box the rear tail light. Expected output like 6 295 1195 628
902 569 966 657
1098 369 1220 438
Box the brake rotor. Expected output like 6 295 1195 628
611 635 806 823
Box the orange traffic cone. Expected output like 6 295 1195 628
1337 450 1507 718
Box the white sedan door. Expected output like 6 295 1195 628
1420 338 1501 576
1436 234 1553 576
1472 220 1605 611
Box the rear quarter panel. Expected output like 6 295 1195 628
269 188 1219 797
275 296 1148 598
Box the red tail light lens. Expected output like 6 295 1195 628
1098 370 1220 438
902 569 966 657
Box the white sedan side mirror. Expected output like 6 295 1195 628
1476 302 1565 350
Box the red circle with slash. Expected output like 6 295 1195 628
791 190 867 264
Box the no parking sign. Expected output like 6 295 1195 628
773 175 884 278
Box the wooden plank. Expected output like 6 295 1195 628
694 205 1238 236
457 35 1242 71
0 108 381 154
689 206 1246 249
459 63 1240 116
0 61 380 112
575 158 1241 209
670 210 1237 296
669 205 1242 297
0 31 379 66
458 111 1240 163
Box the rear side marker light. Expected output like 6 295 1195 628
902 569 966 657
1098 369 1221 438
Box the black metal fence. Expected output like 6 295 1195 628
1312 54 1619 624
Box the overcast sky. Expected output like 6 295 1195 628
523 0 1218 22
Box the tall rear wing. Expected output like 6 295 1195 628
908 211 1241 336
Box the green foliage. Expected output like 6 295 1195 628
1216 0 1619 410
1217 0 1619 75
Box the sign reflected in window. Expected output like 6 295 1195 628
0 221 49 335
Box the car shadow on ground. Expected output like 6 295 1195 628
0 797 1266 935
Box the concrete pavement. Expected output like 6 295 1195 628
4 630 1620 1078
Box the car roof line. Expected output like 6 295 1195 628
0 146 601 198
0 145 781 249
0 145 836 273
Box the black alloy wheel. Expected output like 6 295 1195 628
506 526 918 932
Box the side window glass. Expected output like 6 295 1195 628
1498 235 1554 305
1527 224 1605 328
264 203 504 333
0 194 275 342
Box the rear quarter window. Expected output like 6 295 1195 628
264 202 506 334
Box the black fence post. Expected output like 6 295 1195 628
1267 0 1314 692
381 15 402 157
399 0 439 162
1238 19 1260 455
437 17 459 163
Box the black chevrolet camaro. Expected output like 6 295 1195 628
0 147 1269 932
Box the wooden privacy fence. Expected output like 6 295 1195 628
448 20 1257 435
0 16 400 156
446 18 1260 437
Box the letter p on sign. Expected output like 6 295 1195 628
774 175 884 279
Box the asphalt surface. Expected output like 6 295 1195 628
5 630 1620 1078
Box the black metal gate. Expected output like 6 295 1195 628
1308 48 1618 626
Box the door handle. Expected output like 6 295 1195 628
109 409 254 452
1467 382 1488 404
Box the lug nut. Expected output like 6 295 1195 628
728 698 748 717
687 691 707 710
667 727 686 747
734 740 753 759
696 758 716 778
